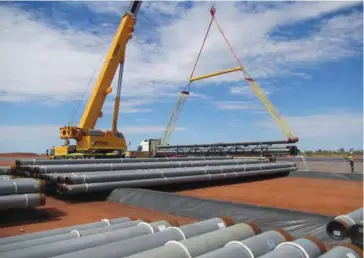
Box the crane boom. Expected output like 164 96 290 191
53 1 143 158
79 1 142 130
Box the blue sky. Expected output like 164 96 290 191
0 1 363 153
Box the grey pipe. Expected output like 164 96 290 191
59 166 295 195
15 156 233 166
317 244 363 258
50 217 234 258
0 193 46 210
259 236 327 258
0 166 11 175
34 159 269 174
0 216 132 245
49 161 274 183
126 222 261 258
326 208 363 240
0 175 13 180
1 220 172 258
0 219 140 253
0 179 44 195
349 220 363 249
63 163 294 185
196 229 293 258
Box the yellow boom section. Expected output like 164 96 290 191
190 66 242 83
78 12 136 130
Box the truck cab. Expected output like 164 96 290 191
137 138 162 156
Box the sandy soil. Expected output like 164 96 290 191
177 177 363 216
0 196 197 238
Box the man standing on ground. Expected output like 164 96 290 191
347 152 355 173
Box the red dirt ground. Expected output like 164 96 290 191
0 196 197 238
177 177 363 216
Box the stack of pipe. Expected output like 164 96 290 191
0 178 45 210
326 207 363 248
0 217 231 258
57 162 295 195
12 156 296 195
1 216 361 258
13 156 234 174
12 156 234 177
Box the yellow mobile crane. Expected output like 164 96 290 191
50 1 143 159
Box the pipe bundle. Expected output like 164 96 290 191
57 162 296 195
0 178 45 211
1 216 361 258
13 156 234 173
317 244 363 258
31 158 270 176
12 156 295 195
326 208 363 243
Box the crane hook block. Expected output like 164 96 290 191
210 7 216 16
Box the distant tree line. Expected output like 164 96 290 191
302 148 363 156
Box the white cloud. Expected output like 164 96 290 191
0 1 361 106
256 111 363 149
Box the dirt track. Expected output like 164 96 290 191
178 177 363 216
0 196 197 238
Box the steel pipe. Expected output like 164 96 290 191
317 244 363 258
34 159 269 175
51 217 234 258
62 163 293 185
1 220 173 258
15 156 233 166
47 162 269 183
0 217 133 245
0 175 13 180
0 219 140 253
196 229 293 258
0 193 46 210
258 236 327 258
0 166 11 175
127 222 261 258
326 208 363 240
349 220 363 249
59 166 295 195
0 179 44 195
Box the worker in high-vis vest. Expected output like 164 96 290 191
347 152 355 173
